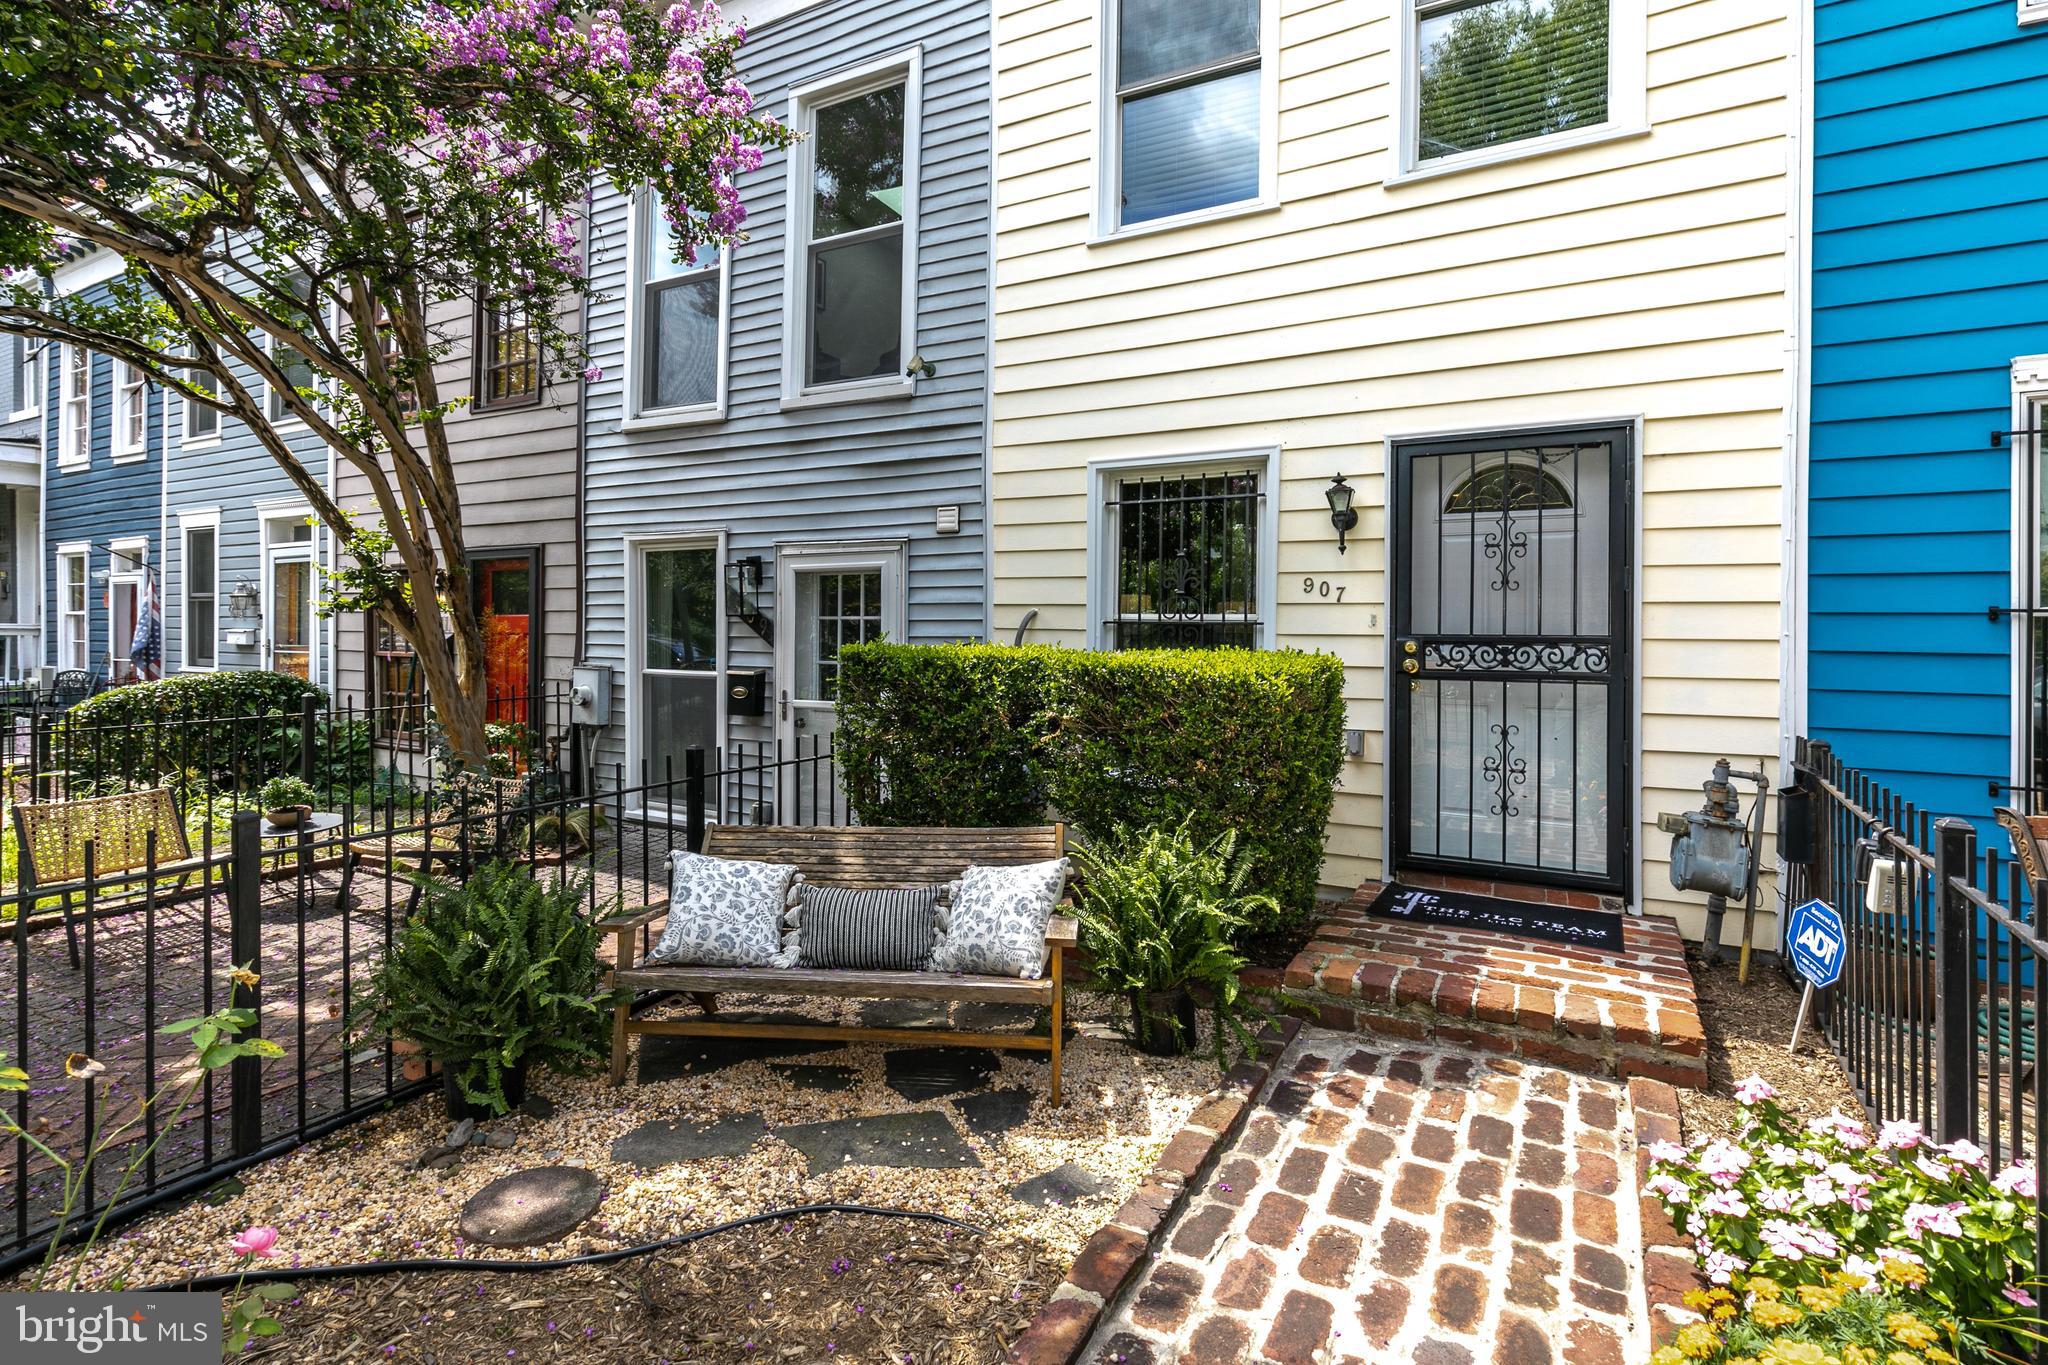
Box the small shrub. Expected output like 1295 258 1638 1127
833 643 1346 927
257 776 318 811
346 862 618 1116
55 671 324 792
1645 1076 2040 1356
1073 821 1275 1065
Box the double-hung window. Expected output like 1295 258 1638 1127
114 361 145 457
58 345 89 465
181 517 218 670
183 362 220 444
265 274 318 424
1402 0 1642 176
9 335 37 418
57 549 87 669
631 192 725 419
1105 0 1268 231
1090 452 1277 651
785 51 920 402
478 293 542 408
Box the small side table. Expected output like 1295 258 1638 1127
259 811 344 876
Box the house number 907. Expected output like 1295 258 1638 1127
1302 577 1345 601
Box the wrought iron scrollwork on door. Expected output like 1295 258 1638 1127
1421 640 1610 676
1481 721 1528 819
1481 520 1529 593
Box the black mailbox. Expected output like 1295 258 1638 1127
727 668 769 716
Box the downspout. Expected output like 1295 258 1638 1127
575 181 592 672
158 379 170 672
978 11 998 645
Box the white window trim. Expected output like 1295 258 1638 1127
1389 0 1649 186
2007 355 2048 794
9 337 39 420
262 334 311 432
55 543 89 671
1091 0 1281 242
57 344 89 468
622 528 729 821
259 504 320 684
2023 0 2048 26
622 187 732 429
112 360 147 460
780 46 924 409
178 508 221 673
1085 447 1280 652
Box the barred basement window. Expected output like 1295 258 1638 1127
1107 468 1263 648
478 294 541 407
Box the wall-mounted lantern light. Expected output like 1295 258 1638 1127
227 580 261 620
724 554 774 645
1325 473 1358 555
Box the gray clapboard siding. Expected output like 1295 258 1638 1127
581 0 993 773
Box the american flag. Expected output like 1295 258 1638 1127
129 574 162 681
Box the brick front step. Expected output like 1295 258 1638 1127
1260 881 1707 1090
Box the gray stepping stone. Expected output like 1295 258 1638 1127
860 999 950 1029
1010 1162 1109 1208
955 1087 1035 1138
771 1063 861 1093
637 1013 845 1082
884 1047 1000 1100
776 1111 981 1175
610 1112 766 1167
519 1094 557 1121
458 1166 604 1247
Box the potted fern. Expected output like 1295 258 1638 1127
348 861 619 1119
1073 821 1276 1065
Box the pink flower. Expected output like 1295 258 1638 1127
1757 1185 1796 1213
1902 1201 1964 1239
1943 1138 1989 1170
1994 1164 2038 1200
1801 1174 1837 1207
1702 1249 1748 1285
1808 1111 1869 1148
1697 1139 1752 1187
231 1226 279 1258
1646 1140 1686 1165
1914 1154 1954 1182
1643 1173 1689 1203
1843 1254 1884 1290
2006 1284 2039 1308
1700 1189 1750 1218
1879 1119 1924 1150
1763 1143 1803 1169
1734 1075 1777 1105
1759 1218 1838 1261
583 365 603 382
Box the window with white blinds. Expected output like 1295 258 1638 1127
1109 0 1266 230
1413 0 1612 165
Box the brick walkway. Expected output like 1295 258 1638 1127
1268 883 1706 1089
1085 1028 1645 1364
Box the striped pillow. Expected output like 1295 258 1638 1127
795 883 947 971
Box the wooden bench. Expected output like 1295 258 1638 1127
602 825 1078 1104
13 788 201 969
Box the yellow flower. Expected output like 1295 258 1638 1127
1760 1343 1834 1365
1684 1289 1714 1311
1886 1314 1940 1351
63 1052 105 1079
1676 1322 1724 1359
1650 1348 1687 1365
1746 1276 1786 1303
1923 1347 1957 1365
1884 1353 1923 1365
229 966 260 989
1712 1302 1739 1321
1881 1257 1928 1289
1841 1346 1878 1365
1830 1270 1872 1293
1798 1284 1845 1312
1751 1301 1805 1329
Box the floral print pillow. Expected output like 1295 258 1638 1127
928 858 1069 979
647 850 801 968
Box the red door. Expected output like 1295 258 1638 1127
475 558 532 725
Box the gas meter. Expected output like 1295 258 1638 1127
1657 757 1770 979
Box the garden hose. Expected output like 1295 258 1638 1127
139 1202 985 1293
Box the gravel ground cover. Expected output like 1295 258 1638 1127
1678 953 1857 1138
238 1212 1054 1363
16 989 1218 1314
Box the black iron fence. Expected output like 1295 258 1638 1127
1788 737 2048 1301
0 738 839 1275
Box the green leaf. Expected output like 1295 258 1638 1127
253 1282 296 1301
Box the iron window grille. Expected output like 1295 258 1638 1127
1996 411 2048 809
1106 469 1264 649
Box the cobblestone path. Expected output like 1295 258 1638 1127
1086 1028 1646 1364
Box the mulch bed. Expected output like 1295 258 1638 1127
239 1211 1054 1363
1677 952 1858 1139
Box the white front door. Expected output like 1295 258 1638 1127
263 520 317 681
775 543 905 823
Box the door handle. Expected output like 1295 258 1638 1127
1398 639 1419 674
778 688 789 721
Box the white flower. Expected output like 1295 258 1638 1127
1759 1218 1839 1261
1903 1201 1964 1238
1644 1173 1689 1203
1763 1143 1803 1168
1646 1139 1687 1165
1801 1174 1837 1208
1994 1164 2038 1200
1703 1249 1748 1285
1734 1074 1777 1105
1914 1154 1954 1182
1697 1138 1753 1187
1756 1186 1796 1213
1943 1138 1989 1170
1700 1189 1751 1218
1842 1254 1884 1291
1879 1119 1924 1150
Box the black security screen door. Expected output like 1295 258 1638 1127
1392 427 1632 895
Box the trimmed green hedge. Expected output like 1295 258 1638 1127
54 670 350 793
834 644 1346 926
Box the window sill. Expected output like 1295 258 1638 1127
111 450 148 465
1384 123 1651 187
622 403 726 432
6 408 36 422
1089 198 1280 246
779 377 916 410
55 456 87 470
180 663 218 674
181 436 223 452
2024 0 2048 24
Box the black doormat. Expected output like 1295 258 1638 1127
1363 882 1625 951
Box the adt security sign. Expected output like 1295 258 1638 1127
1786 898 1846 989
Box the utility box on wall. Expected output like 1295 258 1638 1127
569 663 613 727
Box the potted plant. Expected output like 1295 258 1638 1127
1073 820 1277 1064
347 861 618 1120
258 775 319 828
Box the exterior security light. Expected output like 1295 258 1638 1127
1325 473 1358 554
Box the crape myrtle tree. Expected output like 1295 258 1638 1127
0 0 789 763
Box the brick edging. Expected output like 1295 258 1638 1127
1627 1076 1704 1346
1006 1016 1304 1365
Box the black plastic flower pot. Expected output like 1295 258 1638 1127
1130 989 1198 1057
441 1059 527 1122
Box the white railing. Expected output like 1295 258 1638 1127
0 625 39 682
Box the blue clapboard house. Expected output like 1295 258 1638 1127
1804 0 2048 839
